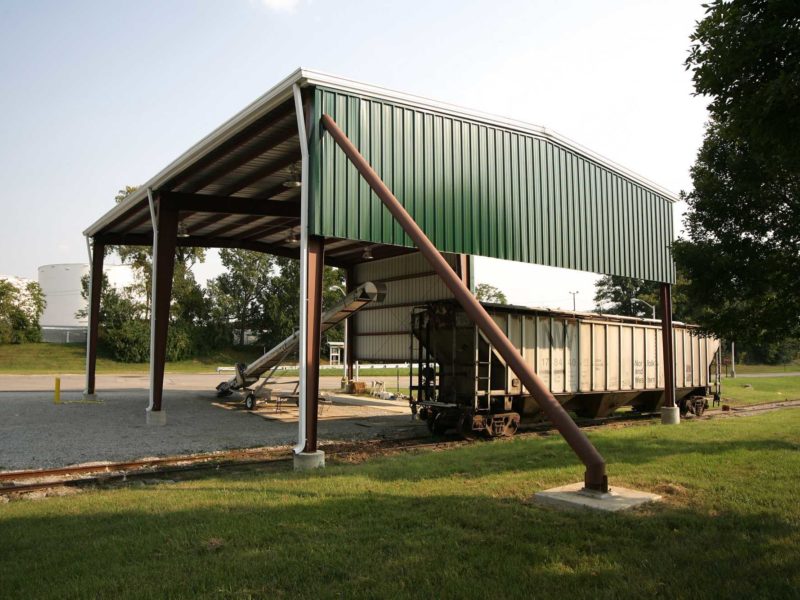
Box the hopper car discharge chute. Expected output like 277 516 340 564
215 281 386 407
410 301 720 438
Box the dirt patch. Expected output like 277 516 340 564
653 483 689 496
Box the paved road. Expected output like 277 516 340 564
0 373 346 393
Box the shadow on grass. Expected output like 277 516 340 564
0 486 797 599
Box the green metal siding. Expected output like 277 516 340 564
309 87 675 283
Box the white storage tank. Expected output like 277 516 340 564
38 264 89 327
37 264 136 342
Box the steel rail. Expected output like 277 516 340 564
320 113 609 492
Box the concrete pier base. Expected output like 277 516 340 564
661 405 680 425
145 409 167 426
294 450 325 471
82 393 99 401
533 482 661 512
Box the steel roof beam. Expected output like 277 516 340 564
94 232 347 267
161 191 300 217
164 100 296 190
178 124 298 194
216 153 300 197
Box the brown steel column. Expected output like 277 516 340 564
150 203 178 412
304 236 325 452
344 266 356 381
321 113 608 492
660 283 676 408
456 254 471 289
85 238 105 395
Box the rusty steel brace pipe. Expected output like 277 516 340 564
320 113 608 492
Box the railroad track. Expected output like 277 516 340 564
3 400 796 498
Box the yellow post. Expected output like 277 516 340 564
54 377 61 404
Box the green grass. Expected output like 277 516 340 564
1 410 799 599
0 343 415 376
0 343 263 374
720 375 800 406
728 360 800 374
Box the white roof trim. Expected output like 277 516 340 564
85 67 677 237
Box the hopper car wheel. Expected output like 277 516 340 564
503 416 519 437
678 399 689 417
245 393 257 411
458 413 479 441
694 400 706 417
427 413 447 436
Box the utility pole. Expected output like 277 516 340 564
568 291 579 311
731 341 736 378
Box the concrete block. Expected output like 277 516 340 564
145 409 167 426
661 405 680 425
82 392 99 401
294 450 325 471
533 482 661 512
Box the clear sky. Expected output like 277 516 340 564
0 0 708 311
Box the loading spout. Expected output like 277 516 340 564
320 113 608 493
216 281 386 395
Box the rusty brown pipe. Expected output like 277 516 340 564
320 113 608 492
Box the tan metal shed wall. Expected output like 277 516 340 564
352 252 460 361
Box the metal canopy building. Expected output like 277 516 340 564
83 68 678 464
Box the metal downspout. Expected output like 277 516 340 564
293 83 309 455
146 188 158 412
320 113 608 492
83 235 94 395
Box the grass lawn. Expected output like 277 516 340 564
1 410 798 599
730 360 800 374
0 343 414 377
720 375 800 407
0 343 265 374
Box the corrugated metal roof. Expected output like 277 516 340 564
84 68 677 280
310 86 676 282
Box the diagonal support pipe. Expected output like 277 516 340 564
320 113 608 492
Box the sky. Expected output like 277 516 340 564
0 0 709 311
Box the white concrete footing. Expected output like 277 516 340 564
82 393 98 401
661 405 680 425
533 482 661 512
294 450 325 471
145 409 167 426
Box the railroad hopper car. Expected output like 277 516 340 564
410 300 720 437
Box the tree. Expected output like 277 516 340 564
474 283 508 304
208 249 275 346
674 0 800 346
254 258 345 349
0 279 45 343
593 276 658 318
593 272 697 322
110 186 207 319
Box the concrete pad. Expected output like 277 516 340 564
294 450 325 471
533 482 661 512
661 405 680 425
145 409 167 426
